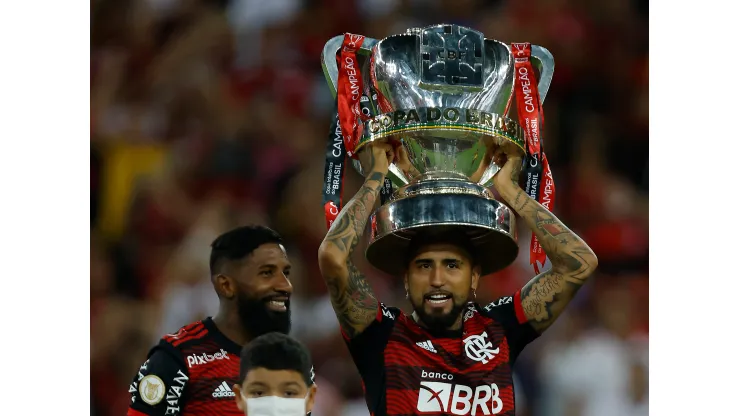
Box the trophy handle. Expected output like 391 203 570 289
321 35 409 187
530 45 555 104
321 35 379 98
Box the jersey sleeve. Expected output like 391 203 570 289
479 291 540 364
342 302 398 373
127 341 190 416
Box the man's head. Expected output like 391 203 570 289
210 225 293 337
403 232 481 331
234 332 317 416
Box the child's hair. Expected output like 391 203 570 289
239 332 314 386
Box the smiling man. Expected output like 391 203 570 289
318 141 598 415
127 225 294 416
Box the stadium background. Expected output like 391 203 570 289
90 0 648 414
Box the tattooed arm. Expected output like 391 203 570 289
493 155 598 334
318 142 396 338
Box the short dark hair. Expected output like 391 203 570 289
210 225 283 276
239 332 314 385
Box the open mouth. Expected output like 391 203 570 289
424 293 452 306
264 296 289 312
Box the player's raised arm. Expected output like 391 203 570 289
494 155 599 334
318 141 395 338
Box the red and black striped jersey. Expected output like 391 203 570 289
343 292 539 416
127 317 243 416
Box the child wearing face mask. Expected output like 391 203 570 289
233 332 318 416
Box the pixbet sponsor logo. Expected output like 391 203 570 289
186 349 230 368
417 381 503 415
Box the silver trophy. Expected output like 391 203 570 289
321 24 554 276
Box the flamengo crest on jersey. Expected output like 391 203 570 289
463 332 500 364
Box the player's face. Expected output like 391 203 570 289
233 368 317 416
404 243 480 330
234 243 293 336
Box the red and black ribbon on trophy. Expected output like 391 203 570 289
323 33 393 230
511 42 556 274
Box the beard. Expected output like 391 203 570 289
235 291 292 337
410 297 466 331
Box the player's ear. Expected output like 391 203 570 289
306 384 318 413
214 274 237 299
233 384 244 411
471 265 481 291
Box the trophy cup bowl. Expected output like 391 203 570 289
322 24 554 276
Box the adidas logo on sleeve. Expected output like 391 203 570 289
212 381 236 398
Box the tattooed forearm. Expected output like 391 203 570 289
318 165 386 337
505 187 596 276
520 271 583 332
323 171 385 255
511 189 532 212
500 186 598 332
325 261 379 337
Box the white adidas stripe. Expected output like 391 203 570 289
416 340 437 352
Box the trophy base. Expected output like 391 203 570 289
366 182 517 277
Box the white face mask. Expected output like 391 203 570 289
243 392 307 416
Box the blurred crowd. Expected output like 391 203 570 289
90 0 649 415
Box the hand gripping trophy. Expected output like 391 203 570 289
320 24 556 276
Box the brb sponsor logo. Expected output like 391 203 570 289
417 378 503 415
186 348 230 368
